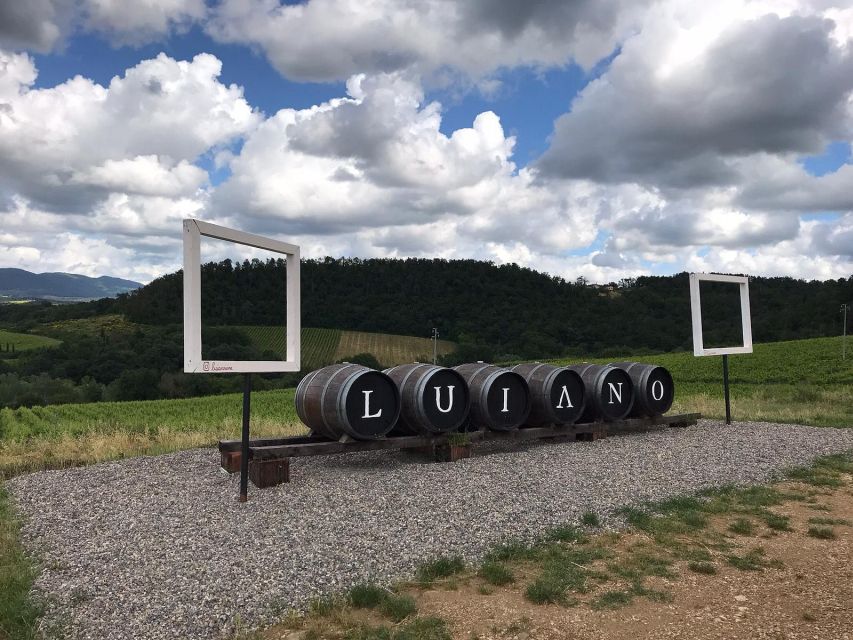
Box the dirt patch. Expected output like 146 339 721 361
254 469 853 640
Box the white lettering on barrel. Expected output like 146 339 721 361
651 380 664 401
501 387 510 413
362 390 382 419
435 385 455 413
556 385 574 409
607 382 623 405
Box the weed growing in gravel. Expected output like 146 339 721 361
479 560 514 586
728 518 755 535
349 583 386 608
807 526 836 540
785 466 843 488
484 541 537 563
581 511 601 527
309 595 341 616
415 556 465 584
807 517 851 526
726 547 771 571
344 624 391 640
591 590 632 609
379 594 417 622
525 576 572 606
0 484 43 640
545 525 588 544
763 513 792 531
687 561 717 575
394 617 452 640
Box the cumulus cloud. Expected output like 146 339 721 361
206 0 650 82
0 0 205 52
1 0 852 284
538 11 853 187
0 51 257 213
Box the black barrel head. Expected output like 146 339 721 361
598 367 634 420
643 366 674 415
342 371 400 438
421 368 470 432
548 368 585 424
484 371 530 429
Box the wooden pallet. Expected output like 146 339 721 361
219 413 700 488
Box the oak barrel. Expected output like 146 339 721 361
609 362 674 417
566 363 634 422
295 363 401 440
383 363 471 435
453 362 530 431
510 363 586 426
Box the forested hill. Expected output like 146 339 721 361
106 258 850 359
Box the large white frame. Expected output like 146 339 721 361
689 272 753 357
183 219 300 373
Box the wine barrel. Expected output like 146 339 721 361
567 363 634 422
609 362 674 417
383 363 470 435
510 363 586 426
453 363 530 431
295 363 401 440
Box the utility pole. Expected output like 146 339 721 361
842 304 850 360
431 327 439 364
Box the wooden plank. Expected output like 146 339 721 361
235 412 701 459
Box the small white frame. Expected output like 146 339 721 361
689 272 753 357
183 219 300 373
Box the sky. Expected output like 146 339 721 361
0 0 852 284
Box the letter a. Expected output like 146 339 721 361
501 387 510 413
435 385 455 413
607 382 623 405
362 390 382 418
556 385 573 409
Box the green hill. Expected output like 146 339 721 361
0 329 60 352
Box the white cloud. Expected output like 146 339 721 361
206 0 649 82
0 0 205 52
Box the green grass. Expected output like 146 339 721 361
0 484 42 640
334 331 455 368
581 511 601 527
478 561 514 586
807 517 851 526
807 526 836 540
551 336 853 428
348 583 387 608
415 556 465 584
379 594 417 622
0 329 60 352
728 518 755 535
237 326 342 371
0 388 304 477
687 561 717 575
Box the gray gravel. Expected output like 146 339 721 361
7 419 853 639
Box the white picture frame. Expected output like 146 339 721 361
183 219 301 373
689 272 753 357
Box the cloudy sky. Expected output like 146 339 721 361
1 0 852 284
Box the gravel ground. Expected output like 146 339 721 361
7 419 853 640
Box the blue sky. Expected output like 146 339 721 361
0 0 851 283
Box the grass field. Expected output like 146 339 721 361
0 329 60 352
37 314 138 338
550 336 853 428
238 326 342 370
334 330 455 367
0 389 304 478
237 325 456 369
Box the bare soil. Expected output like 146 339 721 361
257 474 853 640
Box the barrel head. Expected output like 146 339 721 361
598 368 634 420
547 368 585 424
342 371 401 438
484 371 530 429
642 366 674 415
421 368 470 432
